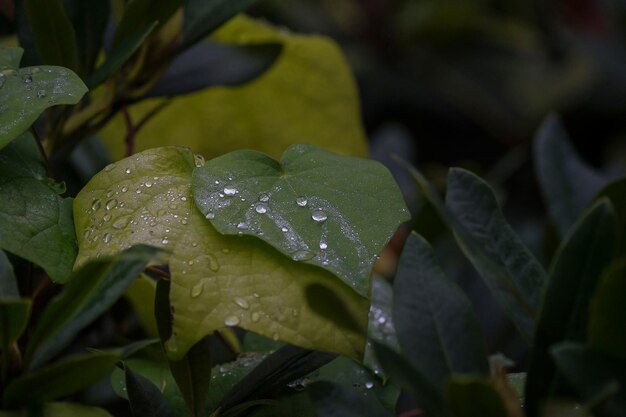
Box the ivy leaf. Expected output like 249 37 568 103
73 147 368 361
0 132 77 282
0 47 87 148
192 145 408 296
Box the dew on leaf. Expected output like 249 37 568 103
319 242 328 250
251 312 260 322
224 315 240 327
292 250 315 261
91 199 101 211
194 154 205 167
190 281 204 298
105 199 118 210
311 210 327 222
237 222 249 230
207 253 220 272
233 297 249 310
145 181 153 188
36 90 46 98
103 214 112 222
223 187 238 196
206 212 215 219
125 168 131 174
296 196 308 207
365 381 374 389
23 75 32 83
102 233 112 243
255 204 268 214
162 238 169 245
112 216 131 230
259 193 270 202
104 163 115 172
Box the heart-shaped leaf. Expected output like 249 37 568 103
0 47 87 148
74 147 368 361
192 145 409 296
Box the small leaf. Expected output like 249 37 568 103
26 245 161 368
0 58 87 148
192 144 409 296
534 115 608 238
74 147 368 361
588 260 626 361
112 0 183 49
3 351 119 407
169 338 212 417
0 402 114 417
308 381 394 417
0 132 77 281
393 233 489 390
125 365 176 417
0 299 31 349
446 376 509 417
23 0 79 72
0 249 19 299
525 200 618 417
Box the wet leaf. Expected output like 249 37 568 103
73 147 368 361
125 365 176 417
193 145 409 296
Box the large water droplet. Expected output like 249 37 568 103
319 242 328 250
296 196 307 207
365 381 374 389
105 198 118 210
103 213 112 222
251 312 260 322
223 187 238 196
233 297 249 309
145 181 153 188
121 186 128 193
191 281 204 298
162 238 169 245
112 216 131 230
91 199 101 211
259 193 270 202
125 168 131 174
255 204 268 214
311 210 327 222
102 233 112 243
224 315 240 326
292 250 315 261
206 212 215 220
237 222 249 230
194 154 205 167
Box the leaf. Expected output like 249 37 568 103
181 0 257 51
87 22 158 89
0 249 19 299
446 376 509 417
73 147 369 361
393 232 489 390
0 56 87 148
26 245 161 368
595 178 626 255
588 260 626 361
125 365 176 417
0 132 77 282
23 0 79 72
62 0 109 75
0 402 114 417
3 351 119 407
125 274 159 337
0 299 31 351
534 115 608 239
525 200 618 417
193 145 409 296
112 0 183 49
168 338 212 417
100 15 368 161
551 342 626 417
308 381 394 417
148 42 282 97
0 48 23 68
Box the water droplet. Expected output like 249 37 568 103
319 242 328 250
145 181 153 188
125 168 131 174
222 248 230 254
207 254 220 272
91 199 101 211
365 381 374 389
181 219 188 225
272 333 280 341
121 186 128 193
103 214 112 222
112 216 131 229
162 238 169 245
281 227 288 232
233 297 249 309
259 193 270 202
102 233 112 243
311 210 327 222
194 154 205 167
105 199 118 210
253 293 260 298
292 250 315 261
36 90 45 98
191 281 204 298
181 196 187 201
224 315 240 327
205 212 215 220
296 196 308 207
251 312 260 322
223 187 238 196
31 67 40 74
104 163 115 172
255 204 268 214
167 334 178 353
169 203 177 209
136 188 142 194
23 75 32 83
237 222 249 230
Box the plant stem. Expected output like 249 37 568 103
30 127 54 180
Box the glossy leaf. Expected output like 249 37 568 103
125 365 175 417
63 0 109 75
100 15 368 161
181 0 257 51
26 245 161 368
112 0 183 49
534 115 607 238
308 381 394 417
588 260 626 361
0 402 114 417
446 376 509 417
73 147 368 361
0 249 18 298
168 338 212 417
23 0 79 72
393 233 488 390
125 274 159 337
193 145 409 296
0 132 77 282
3 351 119 407
0 299 31 351
525 200 618 417
0 55 87 148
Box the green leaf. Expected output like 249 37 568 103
125 365 176 417
101 15 368 161
87 22 158 89
181 0 257 51
551 342 626 417
0 59 87 148
534 115 607 239
0 402 114 417
595 178 626 255
125 274 159 338
193 145 409 296
23 0 79 72
62 0 110 75
0 48 23 68
0 249 19 299
112 0 183 49
400 160 545 343
308 381 394 417
525 200 618 417
26 245 161 368
73 147 368 361
3 351 119 407
446 376 509 417
0 299 31 350
169 339 212 417
0 132 77 282
588 260 626 361
393 233 488 391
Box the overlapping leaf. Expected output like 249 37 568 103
74 147 368 361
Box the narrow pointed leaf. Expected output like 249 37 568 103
26 245 161 368
595 178 626 255
193 144 409 296
73 147 368 361
112 0 183 49
0 299 31 349
63 0 109 75
534 115 607 238
125 365 175 417
394 233 488 390
525 200 618 417
3 351 119 407
169 338 212 417
0 132 77 281
0 249 19 298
